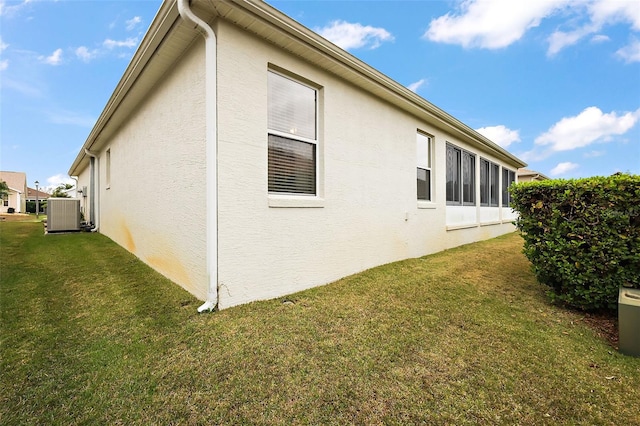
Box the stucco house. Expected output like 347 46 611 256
0 171 27 213
26 187 50 213
68 0 526 311
517 168 549 182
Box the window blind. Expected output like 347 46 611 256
267 72 316 140
268 135 316 194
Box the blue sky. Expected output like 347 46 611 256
1 0 638 192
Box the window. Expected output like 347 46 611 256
267 71 318 195
446 144 461 204
502 168 516 207
446 143 475 206
490 162 500 207
3 197 8 207
480 158 499 207
416 132 432 201
462 150 476 205
106 149 111 189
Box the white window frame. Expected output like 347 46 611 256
480 158 500 207
446 143 475 206
105 149 111 190
416 131 433 202
267 70 319 197
502 168 516 207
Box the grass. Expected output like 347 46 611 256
1 221 639 425
0 213 46 223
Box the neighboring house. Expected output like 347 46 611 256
26 187 51 202
68 0 527 311
518 168 549 182
25 187 50 213
0 171 27 213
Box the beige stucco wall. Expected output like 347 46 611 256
73 18 519 309
77 39 208 300
215 21 516 309
1 189 23 213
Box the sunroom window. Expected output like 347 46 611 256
446 143 475 206
480 158 500 207
502 168 516 207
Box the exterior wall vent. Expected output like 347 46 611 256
47 198 81 232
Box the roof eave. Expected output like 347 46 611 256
68 0 181 176
215 0 526 167
69 0 526 177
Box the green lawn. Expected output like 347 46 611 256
1 221 638 425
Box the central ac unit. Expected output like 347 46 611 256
47 198 81 232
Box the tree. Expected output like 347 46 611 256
0 180 8 200
51 183 73 198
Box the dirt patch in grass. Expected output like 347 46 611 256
576 310 619 349
1 213 30 221
0 213 45 223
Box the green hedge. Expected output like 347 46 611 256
25 201 46 214
510 173 640 311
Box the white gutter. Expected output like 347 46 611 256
84 149 100 231
177 0 218 313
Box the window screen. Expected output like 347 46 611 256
462 151 475 205
446 144 461 204
481 158 500 207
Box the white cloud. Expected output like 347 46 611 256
0 77 42 97
407 79 426 93
40 48 63 66
46 109 96 128
103 37 138 49
126 16 142 31
0 0 33 18
424 0 640 57
590 34 610 43
46 174 74 192
589 0 640 30
550 162 579 176
75 46 98 63
547 0 640 56
476 125 521 148
316 20 394 50
0 37 7 69
535 106 640 151
584 150 605 158
547 26 594 56
424 0 568 49
616 38 640 63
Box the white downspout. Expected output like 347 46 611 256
84 149 100 232
70 176 79 197
70 175 82 222
177 0 218 312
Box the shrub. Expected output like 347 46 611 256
510 173 640 311
26 201 45 214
